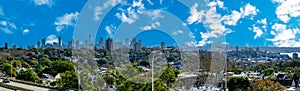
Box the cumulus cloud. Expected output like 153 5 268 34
33 0 54 7
54 12 79 32
23 29 29 34
115 0 145 24
140 22 160 30
252 26 263 39
250 18 267 39
115 12 137 24
0 20 16 34
207 0 224 9
46 34 58 44
186 41 197 47
186 1 232 46
267 23 300 47
172 29 184 35
105 25 117 37
272 0 300 23
94 0 122 21
187 3 205 24
145 9 164 20
222 3 259 26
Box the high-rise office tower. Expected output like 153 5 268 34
37 41 41 48
4 42 8 49
75 40 79 48
58 36 62 47
99 37 104 49
84 40 88 48
125 38 129 46
105 38 113 51
42 38 46 48
161 42 165 50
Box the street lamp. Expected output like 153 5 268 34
151 50 159 91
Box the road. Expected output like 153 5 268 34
0 86 13 91
0 79 57 91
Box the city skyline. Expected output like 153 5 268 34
1 0 300 47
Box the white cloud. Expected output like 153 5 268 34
115 0 144 24
186 41 197 47
46 34 58 44
208 0 224 9
94 7 103 21
94 0 122 21
257 18 267 29
172 29 184 35
115 12 137 24
267 23 300 47
252 26 263 39
54 12 79 32
249 18 267 39
141 22 160 30
222 3 259 26
0 20 16 34
203 4 232 38
0 21 7 26
198 32 209 46
145 9 164 20
272 0 300 23
23 29 29 34
189 32 195 38
221 11 242 26
132 0 144 9
257 18 267 25
105 25 117 37
187 3 205 24
33 0 54 7
186 1 232 46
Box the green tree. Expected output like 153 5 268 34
12 60 22 68
39 58 52 67
48 60 75 76
28 60 39 66
227 76 250 91
252 80 285 90
160 67 177 87
56 71 78 89
293 67 300 87
16 70 42 83
103 75 115 85
22 61 31 68
262 68 275 76
0 63 16 77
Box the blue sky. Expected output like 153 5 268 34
1 0 300 47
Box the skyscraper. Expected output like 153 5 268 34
105 38 113 51
99 37 104 49
125 38 128 46
42 38 46 48
75 40 79 48
84 40 88 48
37 41 41 48
161 42 165 50
235 46 239 56
4 42 8 49
12 44 16 49
58 36 62 47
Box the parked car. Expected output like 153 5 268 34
3 78 10 83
